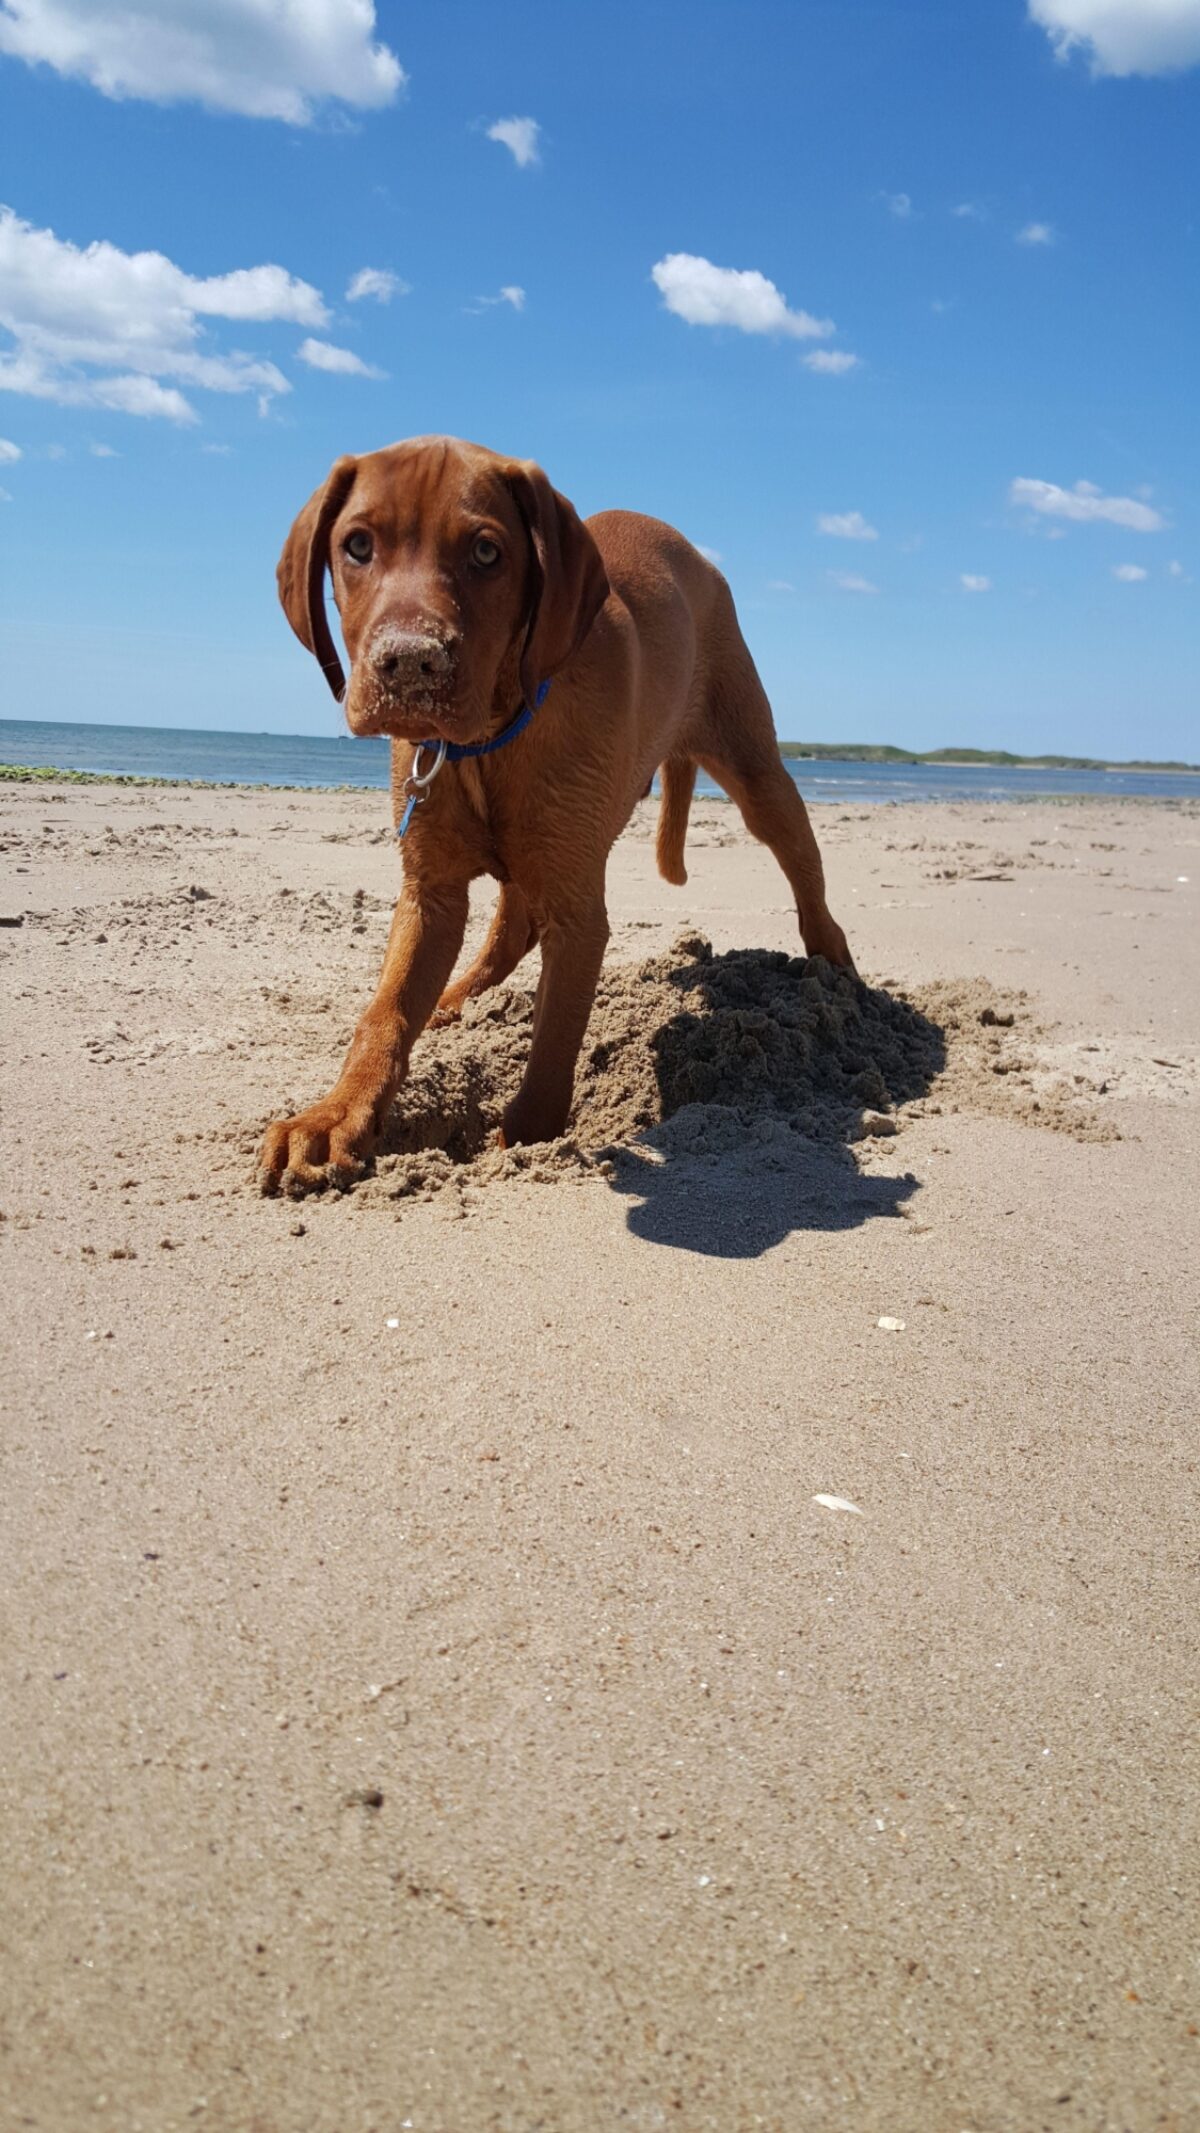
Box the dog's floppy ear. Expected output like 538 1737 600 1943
503 460 609 708
276 455 358 701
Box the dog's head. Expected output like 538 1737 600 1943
277 436 610 743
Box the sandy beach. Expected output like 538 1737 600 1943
2 776 1198 2133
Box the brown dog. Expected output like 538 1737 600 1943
259 436 852 1195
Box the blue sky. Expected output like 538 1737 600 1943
1 0 1197 758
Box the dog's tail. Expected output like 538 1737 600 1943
655 755 696 886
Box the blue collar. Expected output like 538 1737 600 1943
396 679 550 840
438 676 550 762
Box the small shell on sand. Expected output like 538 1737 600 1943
813 1494 864 1516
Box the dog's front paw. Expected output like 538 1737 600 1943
258 1099 373 1198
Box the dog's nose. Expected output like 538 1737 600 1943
372 631 460 688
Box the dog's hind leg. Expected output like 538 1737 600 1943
430 883 538 1026
655 754 696 885
696 636 854 968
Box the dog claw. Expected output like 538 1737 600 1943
325 1160 367 1192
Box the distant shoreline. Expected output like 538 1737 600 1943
777 743 1200 774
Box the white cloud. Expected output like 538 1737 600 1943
767 577 794 592
651 253 834 341
0 0 404 121
346 266 408 304
0 483 12 500
0 434 19 460
952 201 984 219
803 348 860 374
1017 221 1056 245
1030 0 1200 77
818 510 878 541
89 440 118 456
883 192 912 218
1168 558 1186 576
1010 477 1165 531
200 441 233 455
961 573 992 591
487 116 540 167
1112 562 1148 581
296 337 383 377
827 570 878 594
697 544 722 564
471 284 526 314
0 205 324 421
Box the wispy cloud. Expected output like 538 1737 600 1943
696 544 722 564
0 0 405 122
803 348 860 374
346 266 408 304
1016 221 1056 245
0 435 20 461
1112 562 1148 581
296 337 384 378
1010 477 1164 531
883 191 913 218
487 115 540 167
651 253 834 340
468 285 526 315
1030 0 1200 79
961 574 992 591
89 440 118 456
952 201 984 220
818 510 877 541
827 570 878 595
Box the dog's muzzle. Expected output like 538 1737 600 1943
368 625 461 696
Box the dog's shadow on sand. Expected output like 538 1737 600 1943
601 1132 921 1259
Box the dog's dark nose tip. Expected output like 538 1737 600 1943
372 630 460 689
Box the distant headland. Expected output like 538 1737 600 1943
778 742 1199 773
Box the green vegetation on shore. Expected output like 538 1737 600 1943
777 742 1199 772
0 764 361 793
0 763 169 786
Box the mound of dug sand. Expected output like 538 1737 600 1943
353 934 1111 1206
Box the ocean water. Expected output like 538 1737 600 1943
1 717 1196 806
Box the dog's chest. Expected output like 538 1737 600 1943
453 757 512 880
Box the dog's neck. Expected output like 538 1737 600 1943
486 639 527 738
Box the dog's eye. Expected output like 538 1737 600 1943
344 530 373 564
471 535 501 568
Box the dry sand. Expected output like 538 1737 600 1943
2 780 1198 2132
